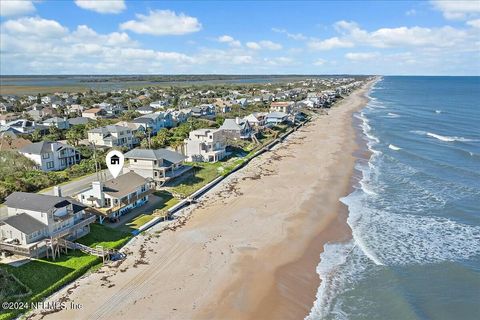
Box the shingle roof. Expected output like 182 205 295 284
89 125 129 134
266 111 288 118
2 213 47 234
103 171 147 198
4 192 86 213
124 148 185 165
68 117 90 126
19 141 73 155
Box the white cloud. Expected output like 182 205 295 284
74 0 126 14
406 9 417 16
246 42 261 50
327 20 474 50
0 0 35 17
1 17 68 38
345 52 379 61
467 19 480 28
308 37 354 50
217 35 241 47
246 40 282 50
431 0 480 20
313 58 326 66
120 10 201 36
264 56 294 66
272 28 307 40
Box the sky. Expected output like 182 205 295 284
0 0 479 75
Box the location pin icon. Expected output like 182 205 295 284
106 150 124 179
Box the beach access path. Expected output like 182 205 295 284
29 81 374 320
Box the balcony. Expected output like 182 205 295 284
100 189 152 215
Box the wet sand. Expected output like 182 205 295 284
31 80 374 320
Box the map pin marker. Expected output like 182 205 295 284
106 150 124 179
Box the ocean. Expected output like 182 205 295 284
307 76 480 320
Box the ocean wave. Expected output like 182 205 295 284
386 112 400 118
305 242 371 320
388 144 401 151
411 130 477 142
435 110 442 114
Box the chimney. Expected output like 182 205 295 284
92 181 105 206
53 186 62 197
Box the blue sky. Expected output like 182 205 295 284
1 0 479 75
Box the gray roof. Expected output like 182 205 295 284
137 106 155 111
220 119 250 131
2 213 47 234
103 171 147 198
266 111 288 119
19 141 74 155
125 148 185 165
68 117 90 126
4 192 86 213
43 117 66 124
89 125 129 134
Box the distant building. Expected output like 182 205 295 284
219 118 252 140
270 101 294 114
42 116 70 130
82 108 107 120
19 141 80 171
265 111 289 125
87 125 135 149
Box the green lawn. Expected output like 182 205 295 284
0 224 132 320
166 162 224 197
116 191 179 233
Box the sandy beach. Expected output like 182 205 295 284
30 80 374 320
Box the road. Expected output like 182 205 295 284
40 169 113 197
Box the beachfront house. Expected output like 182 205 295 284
0 191 95 257
270 101 294 114
184 128 226 162
265 112 289 125
124 148 187 188
243 112 267 128
76 172 151 222
87 125 136 149
219 118 253 140
19 141 80 171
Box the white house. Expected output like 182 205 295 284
265 111 289 125
76 172 151 222
19 141 80 171
243 112 267 128
0 191 95 257
150 100 169 109
184 128 226 162
42 117 70 130
270 101 294 114
124 148 187 188
219 118 252 140
87 125 136 149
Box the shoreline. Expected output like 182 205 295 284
246 79 376 320
29 80 376 320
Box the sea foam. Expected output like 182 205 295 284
388 144 401 151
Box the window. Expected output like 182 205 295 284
153 160 157 165
42 153 50 159
46 161 54 169
134 159 137 163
